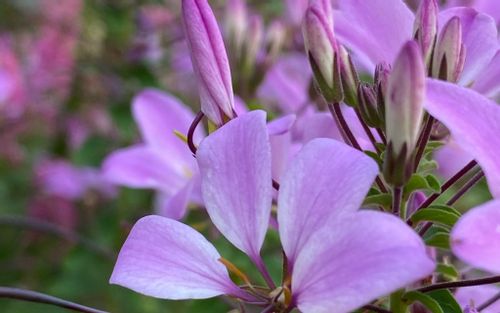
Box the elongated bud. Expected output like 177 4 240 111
413 0 438 68
224 0 247 56
338 45 359 107
357 84 383 128
182 0 235 126
243 15 263 73
265 21 286 63
303 6 343 103
432 16 466 83
384 41 425 186
374 62 390 122
309 0 333 27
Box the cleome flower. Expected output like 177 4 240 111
110 110 434 313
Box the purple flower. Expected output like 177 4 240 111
110 111 434 312
102 89 204 219
446 0 500 24
182 0 235 125
333 0 498 94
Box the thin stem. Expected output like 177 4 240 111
0 215 114 260
328 103 388 193
413 116 434 172
363 305 393 313
392 187 402 216
254 257 276 290
477 290 500 311
414 160 478 212
376 128 387 145
187 111 205 154
355 109 380 153
446 170 484 206
328 103 362 150
416 275 500 293
0 287 108 313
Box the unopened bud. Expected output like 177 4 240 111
224 0 248 56
413 0 438 68
374 62 390 121
182 0 235 126
432 16 466 82
338 45 359 107
242 14 263 73
384 41 425 186
357 83 382 128
303 6 343 102
265 21 286 63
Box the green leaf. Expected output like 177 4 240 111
365 150 382 166
425 232 450 249
403 174 430 197
426 174 441 192
402 291 444 313
428 205 461 217
427 290 463 313
363 193 392 210
436 263 459 281
410 208 459 228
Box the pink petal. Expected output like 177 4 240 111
102 145 185 194
425 79 500 198
110 215 239 299
434 140 474 180
451 200 500 273
154 180 194 220
132 88 202 170
334 0 414 69
439 8 498 86
473 51 500 99
293 211 435 313
197 110 272 259
278 138 379 264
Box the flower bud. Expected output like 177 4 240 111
338 45 359 107
182 0 235 126
303 6 343 103
374 62 390 117
413 0 438 68
242 15 263 74
224 0 247 56
432 16 466 83
357 83 383 128
384 41 425 186
265 21 286 63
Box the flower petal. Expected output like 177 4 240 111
278 138 379 264
102 145 185 194
334 0 414 69
132 88 202 170
451 200 500 273
293 211 435 313
473 51 500 99
425 79 500 198
439 8 498 86
197 110 272 259
110 215 238 299
154 180 194 220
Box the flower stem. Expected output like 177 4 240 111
0 287 108 313
355 109 380 153
389 290 407 313
392 187 402 216
446 170 484 206
413 115 434 172
416 275 500 293
477 291 500 311
413 160 477 212
187 111 205 154
0 215 114 260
